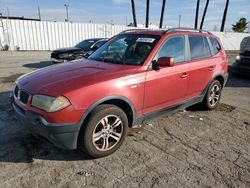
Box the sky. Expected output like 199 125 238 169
0 0 249 31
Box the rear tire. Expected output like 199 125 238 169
202 80 222 110
78 104 128 158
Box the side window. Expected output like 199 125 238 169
155 35 185 64
210 37 221 55
188 35 211 60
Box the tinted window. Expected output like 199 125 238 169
189 35 211 60
210 37 221 55
155 35 185 63
89 35 160 65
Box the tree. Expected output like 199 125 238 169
145 0 150 28
194 0 200 29
232 18 248 32
159 0 166 28
200 0 210 30
130 0 137 27
220 0 229 32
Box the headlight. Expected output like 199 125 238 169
32 95 71 112
236 55 241 61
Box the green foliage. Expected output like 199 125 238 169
232 17 248 32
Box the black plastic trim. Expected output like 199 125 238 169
134 95 204 126
79 95 137 126
12 102 81 149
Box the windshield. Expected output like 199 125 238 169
75 39 99 50
88 34 160 65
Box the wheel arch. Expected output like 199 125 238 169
79 96 136 130
201 73 227 100
213 74 225 87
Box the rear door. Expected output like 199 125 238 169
187 35 215 98
143 35 189 114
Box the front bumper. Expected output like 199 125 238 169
11 97 81 150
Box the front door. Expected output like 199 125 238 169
143 35 189 114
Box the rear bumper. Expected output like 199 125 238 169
12 98 81 150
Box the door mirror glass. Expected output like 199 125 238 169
156 57 174 67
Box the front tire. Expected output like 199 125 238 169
202 80 222 110
78 104 128 158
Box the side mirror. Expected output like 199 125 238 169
156 57 174 67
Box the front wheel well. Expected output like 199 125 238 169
100 99 134 127
79 99 135 134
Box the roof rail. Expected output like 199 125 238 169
165 27 212 35
118 27 212 35
119 29 149 34
119 28 167 35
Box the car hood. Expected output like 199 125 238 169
16 59 139 96
53 47 82 53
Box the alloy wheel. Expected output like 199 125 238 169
92 115 123 151
209 84 220 106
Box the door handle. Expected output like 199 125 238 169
208 65 215 71
180 72 188 78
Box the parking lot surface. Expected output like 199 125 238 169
0 51 249 188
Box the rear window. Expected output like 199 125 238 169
189 35 211 60
210 37 221 55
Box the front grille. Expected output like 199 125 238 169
14 86 30 105
14 85 19 97
20 91 30 104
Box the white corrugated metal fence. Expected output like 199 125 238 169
0 19 249 51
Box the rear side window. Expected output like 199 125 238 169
210 37 221 55
188 35 211 60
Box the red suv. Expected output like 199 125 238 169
12 28 228 158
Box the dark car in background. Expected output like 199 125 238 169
83 38 109 58
51 38 107 63
232 36 250 77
